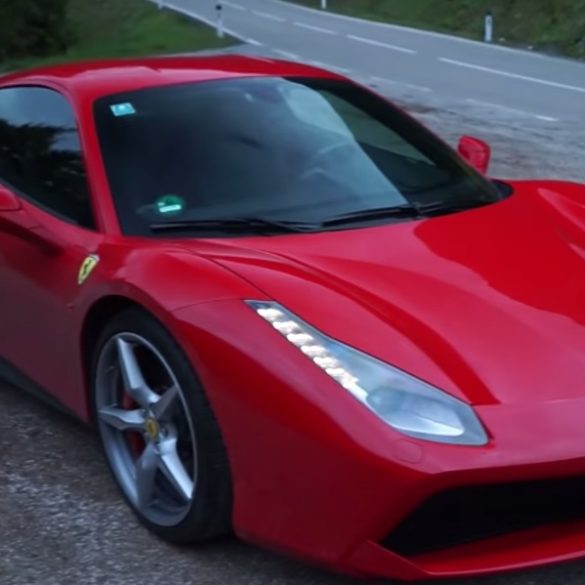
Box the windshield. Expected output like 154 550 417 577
94 76 502 236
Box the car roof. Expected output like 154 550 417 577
0 55 342 100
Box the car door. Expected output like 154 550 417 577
0 85 101 408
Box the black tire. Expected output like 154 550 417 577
90 307 233 543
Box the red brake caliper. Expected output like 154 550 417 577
122 393 146 457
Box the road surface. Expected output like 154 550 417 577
3 2 585 584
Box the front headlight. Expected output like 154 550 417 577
248 301 488 446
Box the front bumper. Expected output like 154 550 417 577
345 399 585 581
172 300 585 581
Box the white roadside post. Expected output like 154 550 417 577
216 3 225 38
321 0 327 10
484 10 493 43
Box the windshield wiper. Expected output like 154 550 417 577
320 204 423 227
319 200 494 228
413 199 493 216
150 201 493 235
149 217 316 234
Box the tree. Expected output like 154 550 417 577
0 0 70 61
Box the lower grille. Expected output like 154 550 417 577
383 475 585 557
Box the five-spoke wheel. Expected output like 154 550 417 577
92 309 232 542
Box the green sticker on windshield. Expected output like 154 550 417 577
156 195 185 216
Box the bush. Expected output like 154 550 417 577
0 0 70 61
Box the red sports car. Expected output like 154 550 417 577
2 56 585 581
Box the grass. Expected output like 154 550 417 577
291 0 585 59
1 0 235 72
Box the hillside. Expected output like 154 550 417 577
292 0 585 59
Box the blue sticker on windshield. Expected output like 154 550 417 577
110 102 136 117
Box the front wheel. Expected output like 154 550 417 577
91 308 232 543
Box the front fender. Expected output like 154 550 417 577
66 244 263 418
82 243 263 314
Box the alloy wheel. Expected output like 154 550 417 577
95 333 197 526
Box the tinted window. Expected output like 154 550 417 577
94 77 500 237
0 87 95 228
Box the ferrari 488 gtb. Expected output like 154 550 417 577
2 56 585 581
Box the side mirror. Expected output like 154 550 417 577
0 185 62 253
0 184 21 211
457 135 491 175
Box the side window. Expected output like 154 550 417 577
0 86 95 229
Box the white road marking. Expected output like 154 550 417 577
252 10 285 22
466 98 559 122
347 34 416 55
268 0 581 62
223 1 246 11
310 61 351 74
293 22 337 35
157 1 262 46
370 75 432 93
440 57 585 94
274 49 301 61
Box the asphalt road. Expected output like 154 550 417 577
3 3 585 584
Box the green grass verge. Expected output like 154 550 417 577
290 0 585 59
2 0 235 72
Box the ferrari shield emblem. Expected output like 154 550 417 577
78 254 100 285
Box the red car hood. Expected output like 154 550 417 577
195 181 585 406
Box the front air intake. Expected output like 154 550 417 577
383 475 585 557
